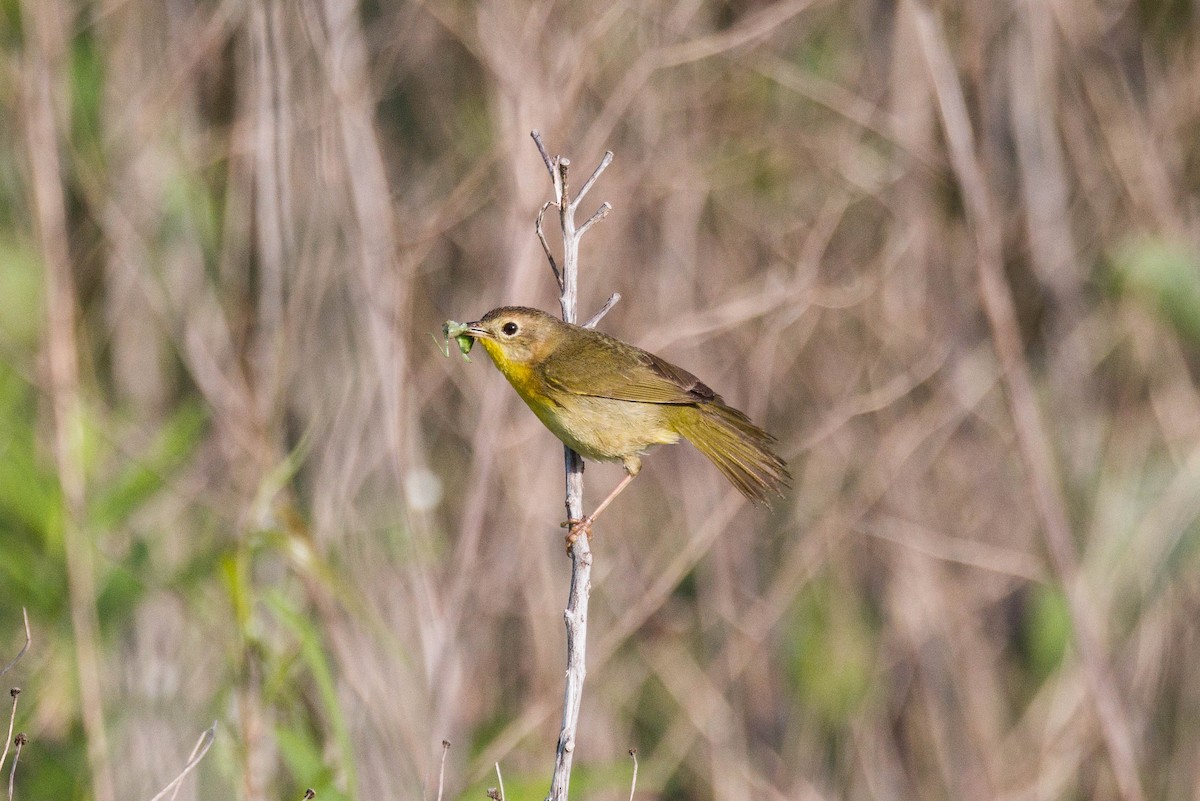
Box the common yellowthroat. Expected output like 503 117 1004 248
461 306 790 541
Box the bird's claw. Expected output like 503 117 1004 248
561 517 594 554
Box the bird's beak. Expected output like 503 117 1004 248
463 323 491 339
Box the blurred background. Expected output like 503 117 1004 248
2 0 1200 799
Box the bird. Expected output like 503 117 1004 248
460 306 791 545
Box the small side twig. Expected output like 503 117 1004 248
571 151 614 210
0 615 31 794
583 293 621 329
577 202 612 238
7 733 25 801
556 158 571 212
536 201 562 289
531 129 554 175
486 761 506 801
0 611 30 680
436 740 450 801
532 131 567 216
0 690 19 779
145 722 216 801
627 749 638 801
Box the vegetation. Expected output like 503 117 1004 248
2 0 1200 799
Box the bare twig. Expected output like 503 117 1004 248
577 202 612 238
531 129 554 175
494 762 506 801
145 723 216 801
909 4 1146 801
532 130 567 214
0 611 30 680
7 733 24 801
536 201 562 289
571 151 613 211
557 159 571 210
628 749 639 801
0 691 18 779
302 790 315 800
167 723 216 801
583 293 621 329
534 133 613 801
437 740 450 801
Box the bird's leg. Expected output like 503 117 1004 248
564 472 638 550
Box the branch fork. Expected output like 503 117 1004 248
532 131 616 319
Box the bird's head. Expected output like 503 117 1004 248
464 306 566 371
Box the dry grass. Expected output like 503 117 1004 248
2 0 1200 799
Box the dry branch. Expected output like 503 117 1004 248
436 739 449 801
493 761 506 801
7 733 24 801
0 612 29 681
530 130 615 801
627 749 639 801
0 690 19 784
145 722 216 801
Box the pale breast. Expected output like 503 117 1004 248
530 394 680 463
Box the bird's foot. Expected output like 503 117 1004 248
560 517 594 554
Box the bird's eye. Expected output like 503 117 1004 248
502 322 519 336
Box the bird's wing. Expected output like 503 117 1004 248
540 332 718 405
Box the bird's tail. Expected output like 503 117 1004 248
671 402 791 504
